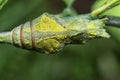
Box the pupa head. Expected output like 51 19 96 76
64 17 110 44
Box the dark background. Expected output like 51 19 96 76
0 0 120 80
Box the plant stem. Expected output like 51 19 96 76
105 16 120 27
0 32 11 43
91 0 119 18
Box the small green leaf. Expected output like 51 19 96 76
60 0 77 17
63 0 75 8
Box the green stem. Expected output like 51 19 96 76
91 0 119 18
0 0 8 10
0 32 11 43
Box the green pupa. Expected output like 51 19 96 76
0 0 119 54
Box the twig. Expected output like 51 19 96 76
105 16 120 27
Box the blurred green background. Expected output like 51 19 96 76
0 0 120 80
